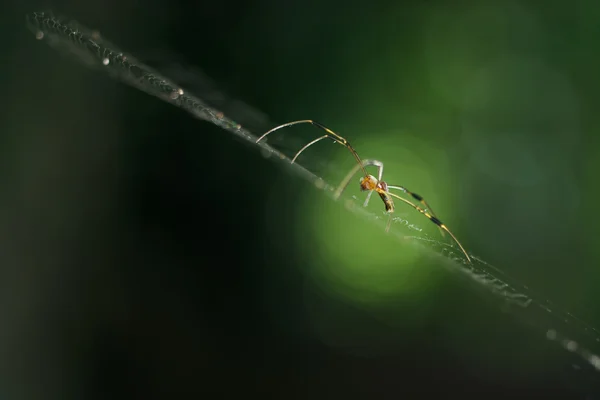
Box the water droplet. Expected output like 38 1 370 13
169 90 181 100
35 31 44 40
564 340 578 352
102 58 109 65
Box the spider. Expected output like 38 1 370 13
256 120 472 264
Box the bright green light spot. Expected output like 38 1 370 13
295 130 452 305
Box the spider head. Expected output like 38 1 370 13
359 175 378 191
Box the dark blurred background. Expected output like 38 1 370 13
2 0 600 398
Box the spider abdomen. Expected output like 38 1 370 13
376 181 394 212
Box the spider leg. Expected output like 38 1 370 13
387 185 446 238
291 135 329 163
386 192 471 264
363 160 384 207
385 213 393 232
334 161 363 199
256 120 368 176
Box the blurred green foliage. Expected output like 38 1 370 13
2 0 600 398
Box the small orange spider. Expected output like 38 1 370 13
256 120 472 264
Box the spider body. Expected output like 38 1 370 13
359 174 379 191
256 120 472 264
360 175 394 212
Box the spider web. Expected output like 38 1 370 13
27 11 600 397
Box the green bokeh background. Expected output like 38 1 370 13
2 0 600 398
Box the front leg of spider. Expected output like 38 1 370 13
360 160 384 208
